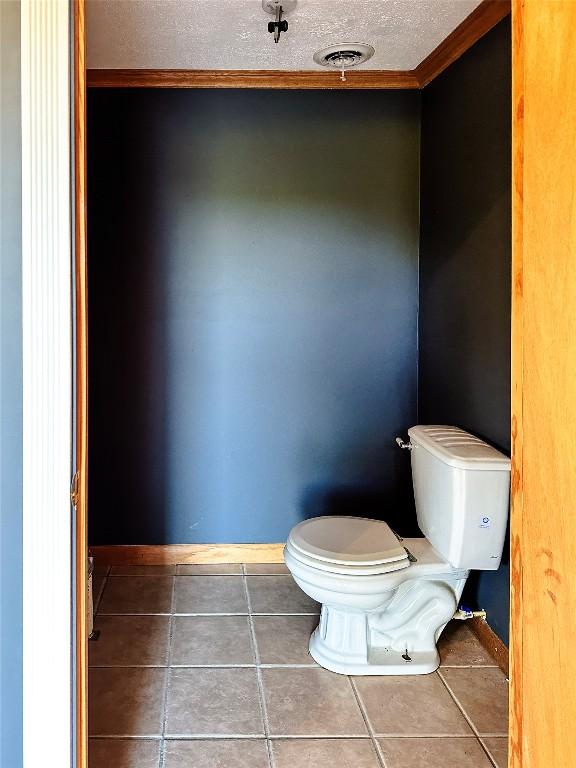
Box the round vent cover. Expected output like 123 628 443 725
313 43 375 70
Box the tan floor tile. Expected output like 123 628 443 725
482 736 509 767
378 737 493 767
98 576 173 614
111 565 175 575
439 623 497 667
262 668 367 736
272 738 379 767
164 739 270 767
171 615 254 665
174 576 247 614
177 564 243 575
89 615 170 666
353 674 472 736
88 739 160 768
253 615 318 665
439 667 509 735
247 576 319 614
245 563 289 575
89 668 166 736
165 668 264 736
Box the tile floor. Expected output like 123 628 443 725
89 564 509 768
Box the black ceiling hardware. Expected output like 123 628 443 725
268 5 288 44
262 0 296 45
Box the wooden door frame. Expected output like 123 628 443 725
74 0 88 766
75 2 576 767
509 1 576 766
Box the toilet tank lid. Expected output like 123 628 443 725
408 425 511 472
288 516 408 566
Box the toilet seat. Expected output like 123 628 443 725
287 516 410 572
285 539 411 576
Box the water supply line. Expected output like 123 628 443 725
453 604 487 621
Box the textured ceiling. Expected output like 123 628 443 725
87 0 483 71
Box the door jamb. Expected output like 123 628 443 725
74 1 88 766
21 0 74 764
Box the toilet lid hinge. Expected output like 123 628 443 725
403 547 417 563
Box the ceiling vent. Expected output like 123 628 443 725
313 43 375 80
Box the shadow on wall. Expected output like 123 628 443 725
88 89 421 547
88 96 171 544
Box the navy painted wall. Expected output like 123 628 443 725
0 1 23 764
88 90 421 545
419 19 511 643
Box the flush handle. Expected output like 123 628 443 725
395 437 413 450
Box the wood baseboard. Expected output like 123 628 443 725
469 616 509 677
90 543 285 566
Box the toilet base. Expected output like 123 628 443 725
308 579 460 676
310 626 440 675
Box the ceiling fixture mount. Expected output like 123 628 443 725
263 0 297 44
313 43 375 82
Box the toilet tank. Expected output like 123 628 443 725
407 426 510 570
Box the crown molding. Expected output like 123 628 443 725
86 68 420 89
415 0 511 87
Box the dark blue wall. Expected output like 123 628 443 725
0 1 23 764
88 90 421 545
419 19 511 644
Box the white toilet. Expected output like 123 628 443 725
284 425 510 675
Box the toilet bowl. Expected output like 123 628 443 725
284 425 511 676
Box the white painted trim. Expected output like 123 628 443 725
21 1 73 766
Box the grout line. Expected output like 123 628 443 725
90 734 271 741
436 669 508 737
108 570 176 576
242 568 274 768
91 733 489 741
164 736 268 741
245 575 289 580
98 612 174 617
436 670 503 766
89 664 175 669
96 572 293 581
164 733 374 740
89 663 319 670
158 574 177 768
268 739 276 768
97 611 319 617
89 734 163 740
259 663 317 668
101 573 294 579
251 612 319 616
440 664 499 669
263 735 373 740
348 677 388 768
478 735 507 768
369 732 485 739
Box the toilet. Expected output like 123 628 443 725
284 425 510 675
